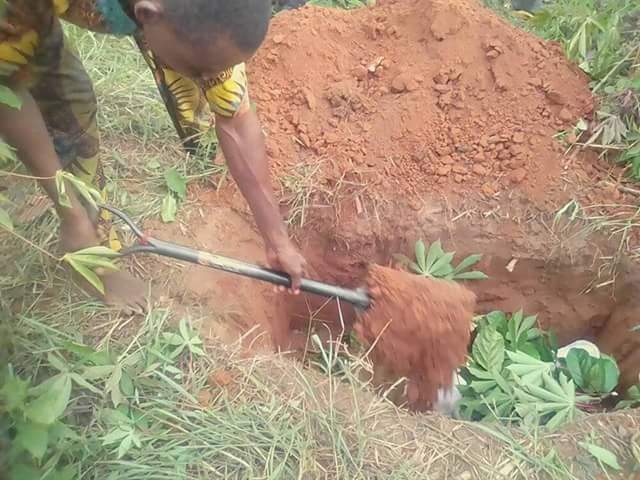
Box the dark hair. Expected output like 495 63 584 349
164 0 272 51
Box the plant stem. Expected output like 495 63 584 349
0 169 56 180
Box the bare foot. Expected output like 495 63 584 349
101 271 149 315
60 213 149 313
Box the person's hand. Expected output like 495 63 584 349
266 240 307 294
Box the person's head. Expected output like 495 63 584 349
132 0 272 78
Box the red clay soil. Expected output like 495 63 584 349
355 265 476 409
249 0 595 208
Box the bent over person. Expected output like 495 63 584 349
0 0 306 311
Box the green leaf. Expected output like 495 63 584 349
71 246 120 258
178 319 190 339
49 465 76 480
69 254 119 271
506 350 554 386
514 372 577 430
466 365 496 380
102 427 130 445
15 421 49 461
54 171 72 209
0 207 13 231
9 463 41 480
0 84 22 109
118 433 133 459
161 194 177 223
414 240 427 272
131 431 142 449
453 270 488 280
483 311 508 333
626 384 640 400
0 372 29 411
162 332 184 346
64 256 105 294
63 173 102 210
0 140 17 164
119 371 135 396
106 364 124 407
25 374 72 425
164 168 187 200
63 341 106 363
82 365 115 380
453 253 482 274
565 348 588 388
565 348 620 395
592 356 619 394
189 345 205 356
616 385 640 409
430 252 455 277
47 352 69 373
425 240 444 271
472 325 505 371
69 373 102 394
470 379 498 394
579 442 621 470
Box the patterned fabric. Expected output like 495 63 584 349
0 0 250 247
0 0 250 166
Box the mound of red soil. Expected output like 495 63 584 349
250 0 594 205
355 265 476 409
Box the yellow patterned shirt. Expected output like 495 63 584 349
0 0 250 152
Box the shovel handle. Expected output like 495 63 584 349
100 204 371 310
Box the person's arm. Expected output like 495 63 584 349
205 64 306 291
216 109 306 291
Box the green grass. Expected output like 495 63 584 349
2 5 640 480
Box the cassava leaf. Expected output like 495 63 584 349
414 240 426 272
425 240 444 271
15 421 49 461
453 270 488 280
164 168 187 200
70 246 120 258
64 256 105 294
106 364 124 407
579 442 622 470
453 253 482 274
161 194 177 223
0 84 22 109
472 325 504 371
25 374 72 425
430 252 455 277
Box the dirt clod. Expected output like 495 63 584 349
558 107 574 122
251 0 593 202
355 265 476 410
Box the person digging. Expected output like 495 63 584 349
0 0 306 313
1 0 477 409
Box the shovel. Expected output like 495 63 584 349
102 204 475 409
101 204 371 309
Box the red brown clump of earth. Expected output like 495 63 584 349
249 0 594 205
355 265 476 409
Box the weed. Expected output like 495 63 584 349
161 167 187 223
579 440 622 472
457 309 630 428
396 239 488 281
